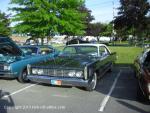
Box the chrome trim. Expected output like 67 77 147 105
84 66 88 80
28 75 88 87
27 64 31 75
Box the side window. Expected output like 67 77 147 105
99 46 109 56
63 47 76 54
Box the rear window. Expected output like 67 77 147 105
40 47 54 55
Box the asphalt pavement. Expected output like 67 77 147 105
0 67 149 113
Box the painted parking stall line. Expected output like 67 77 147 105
98 70 122 112
2 84 37 98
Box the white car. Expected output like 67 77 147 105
99 36 113 44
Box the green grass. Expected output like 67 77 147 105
109 46 143 65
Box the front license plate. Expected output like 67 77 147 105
51 80 62 85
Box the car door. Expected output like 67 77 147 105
97 46 110 76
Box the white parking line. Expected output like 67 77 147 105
98 70 122 112
2 84 37 98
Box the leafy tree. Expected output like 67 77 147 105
100 23 113 37
0 11 11 36
87 23 102 36
10 0 86 44
86 22 105 42
114 0 150 44
144 16 150 39
78 4 95 36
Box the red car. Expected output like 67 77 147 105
134 49 150 101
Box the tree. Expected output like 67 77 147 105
99 23 113 37
78 4 95 36
0 11 11 36
10 0 86 44
86 22 105 42
114 0 150 44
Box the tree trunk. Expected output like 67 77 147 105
41 37 44 45
97 36 99 43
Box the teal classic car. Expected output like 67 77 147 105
27 44 116 91
0 37 58 83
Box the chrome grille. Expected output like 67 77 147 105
32 68 72 77
0 64 4 71
43 69 71 77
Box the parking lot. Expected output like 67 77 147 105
0 67 150 113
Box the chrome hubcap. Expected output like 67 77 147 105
91 73 97 90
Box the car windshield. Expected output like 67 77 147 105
144 51 150 67
20 47 38 55
61 46 98 57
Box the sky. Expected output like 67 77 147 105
0 0 120 23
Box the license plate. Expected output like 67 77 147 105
51 80 62 85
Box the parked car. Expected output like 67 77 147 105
0 37 58 83
99 36 113 45
24 38 39 45
27 44 116 91
66 38 89 45
134 49 150 101
20 45 57 56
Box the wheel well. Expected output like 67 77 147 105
21 68 27 75
95 70 99 75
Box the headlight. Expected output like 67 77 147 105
68 71 83 78
4 65 11 70
37 69 44 75
32 69 38 74
76 71 83 77
32 68 44 75
68 71 76 77
148 83 150 92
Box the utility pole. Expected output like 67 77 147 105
112 1 115 45
112 1 117 45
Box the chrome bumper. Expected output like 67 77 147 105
28 75 89 87
0 71 17 78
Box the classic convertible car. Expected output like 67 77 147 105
134 49 150 101
0 37 58 83
27 44 116 91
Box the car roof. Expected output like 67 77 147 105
67 43 107 47
20 45 39 48
21 45 52 48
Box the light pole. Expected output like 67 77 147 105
112 1 115 45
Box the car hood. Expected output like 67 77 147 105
0 55 23 63
0 54 38 64
32 55 96 68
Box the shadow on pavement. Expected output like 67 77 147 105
0 77 16 81
117 100 149 113
0 90 15 113
95 67 138 101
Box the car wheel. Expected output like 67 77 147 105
18 70 29 83
86 73 97 91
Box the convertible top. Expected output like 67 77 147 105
68 43 107 47
67 44 111 53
